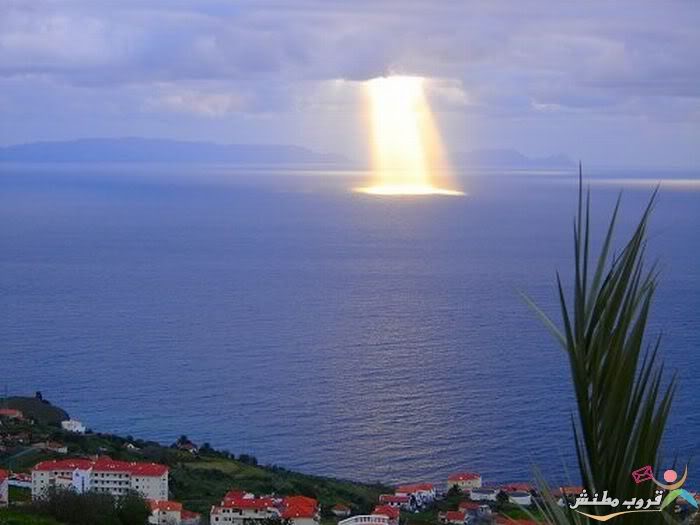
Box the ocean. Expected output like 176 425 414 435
1 164 698 487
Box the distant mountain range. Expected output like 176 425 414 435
455 148 575 168
0 138 346 164
0 138 574 168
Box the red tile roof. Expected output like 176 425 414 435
554 486 583 497
128 462 169 476
333 504 350 511
396 483 434 493
373 506 400 519
0 409 23 418
149 500 183 512
221 496 275 510
444 511 466 522
0 469 8 482
182 509 201 520
502 483 534 493
448 473 481 482
33 459 95 472
458 501 481 511
281 496 318 519
32 457 167 477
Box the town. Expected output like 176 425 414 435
1 397 698 524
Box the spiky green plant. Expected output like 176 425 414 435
523 170 677 524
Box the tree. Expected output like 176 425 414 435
33 488 149 525
116 491 151 525
496 490 509 509
525 173 676 524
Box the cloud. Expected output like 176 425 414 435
0 1 698 165
144 87 246 117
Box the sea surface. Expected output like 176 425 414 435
1 164 699 487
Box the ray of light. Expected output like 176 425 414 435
355 76 464 197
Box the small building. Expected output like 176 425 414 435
395 482 436 507
372 505 400 525
181 509 202 525
149 500 182 524
468 488 499 502
459 502 490 520
506 491 532 506
9 473 32 489
149 500 199 524
0 469 9 507
178 442 199 454
61 419 86 434
210 493 279 524
281 495 320 525
332 504 352 518
0 409 24 420
447 473 482 492
501 483 534 494
458 501 480 512
378 494 412 510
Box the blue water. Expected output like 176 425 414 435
1 165 699 486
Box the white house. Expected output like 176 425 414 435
468 488 499 502
61 419 86 434
395 483 436 507
506 491 532 506
210 492 319 525
31 457 168 501
0 469 9 507
372 505 400 525
210 494 279 525
447 473 482 492
9 473 32 489
280 496 320 525
379 494 412 511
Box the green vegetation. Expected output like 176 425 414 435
31 489 149 525
9 486 32 504
1 411 389 518
0 396 68 426
526 175 676 524
171 455 388 515
0 509 65 525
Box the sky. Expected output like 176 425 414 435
1 1 699 167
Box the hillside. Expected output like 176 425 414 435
0 397 68 426
0 412 388 517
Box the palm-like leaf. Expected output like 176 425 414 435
525 168 677 524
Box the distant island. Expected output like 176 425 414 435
0 138 573 169
0 138 346 165
453 149 575 169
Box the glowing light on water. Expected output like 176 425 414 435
355 76 463 196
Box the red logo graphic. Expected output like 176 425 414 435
631 465 654 484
